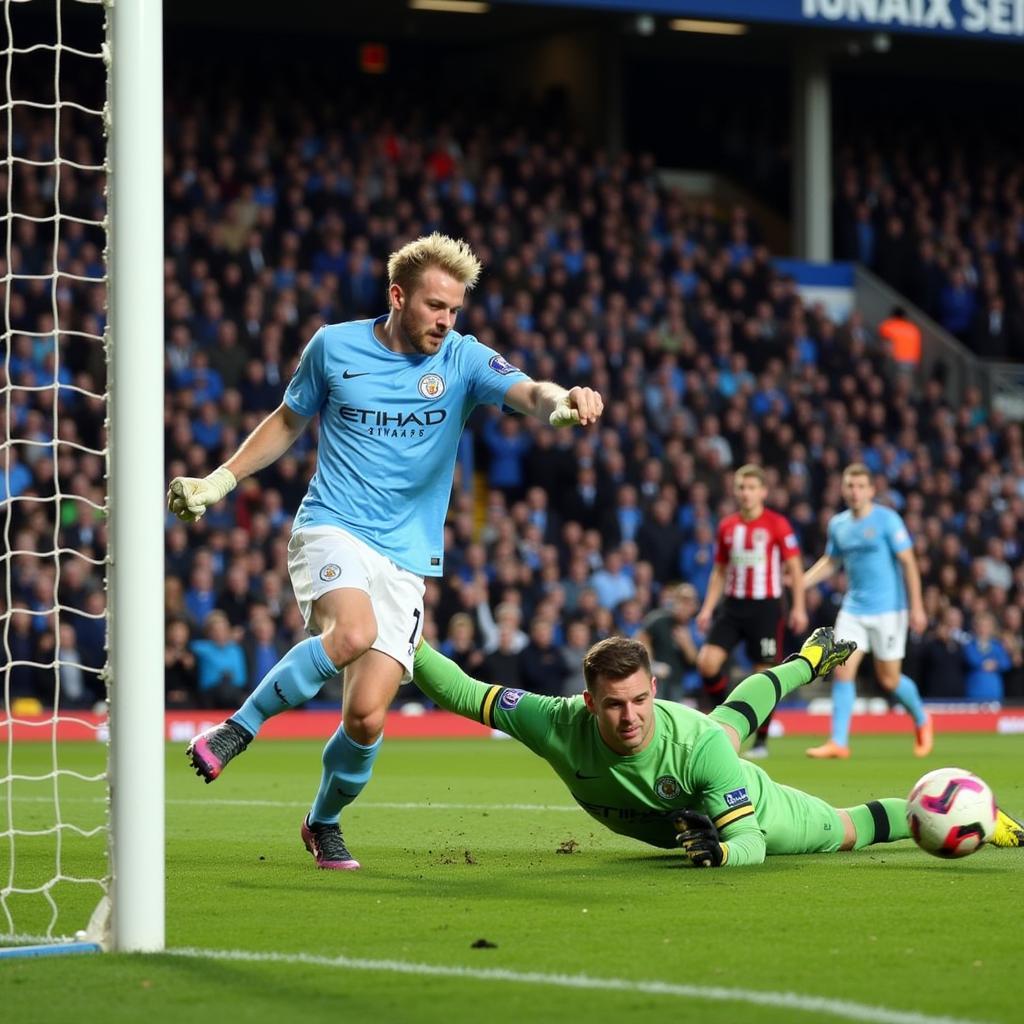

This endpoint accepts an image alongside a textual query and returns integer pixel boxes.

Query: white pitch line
[4,794,580,813]
[165,946,990,1024]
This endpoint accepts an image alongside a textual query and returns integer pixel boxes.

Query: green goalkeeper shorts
[757,779,845,856]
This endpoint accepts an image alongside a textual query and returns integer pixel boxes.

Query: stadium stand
[3,65,1022,713]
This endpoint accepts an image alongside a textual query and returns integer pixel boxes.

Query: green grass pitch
[2,732,1021,1024]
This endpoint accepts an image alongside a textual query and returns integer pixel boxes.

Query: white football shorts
[834,608,908,662]
[287,526,425,682]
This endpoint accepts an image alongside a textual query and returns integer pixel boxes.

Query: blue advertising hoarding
[494,1,1024,42]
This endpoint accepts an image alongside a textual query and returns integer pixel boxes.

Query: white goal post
[107,0,164,954]
[1,0,164,955]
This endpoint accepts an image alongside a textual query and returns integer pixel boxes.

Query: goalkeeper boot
[186,719,253,783]
[991,808,1024,848]
[785,627,857,679]
[301,814,360,870]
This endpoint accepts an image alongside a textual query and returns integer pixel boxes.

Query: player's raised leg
[711,627,856,752]
[303,648,404,870]
[187,557,376,782]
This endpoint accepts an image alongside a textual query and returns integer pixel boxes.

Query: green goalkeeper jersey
[414,642,784,867]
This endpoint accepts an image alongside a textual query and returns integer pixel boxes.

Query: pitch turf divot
[165,947,991,1024]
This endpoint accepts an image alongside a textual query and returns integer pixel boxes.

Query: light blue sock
[831,679,856,747]
[231,636,338,736]
[892,673,927,727]
[309,727,382,825]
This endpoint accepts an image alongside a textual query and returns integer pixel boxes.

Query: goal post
[107,0,164,953]
[0,0,164,956]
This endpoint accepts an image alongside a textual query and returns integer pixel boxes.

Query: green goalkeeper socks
[845,799,911,849]
[708,659,812,744]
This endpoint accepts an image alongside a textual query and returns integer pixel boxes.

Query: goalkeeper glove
[549,396,580,428]
[672,809,728,868]
[167,466,237,522]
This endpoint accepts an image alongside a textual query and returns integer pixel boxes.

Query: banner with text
[495,0,1024,42]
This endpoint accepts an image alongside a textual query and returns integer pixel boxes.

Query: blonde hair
[734,463,766,485]
[387,233,482,301]
[842,462,872,481]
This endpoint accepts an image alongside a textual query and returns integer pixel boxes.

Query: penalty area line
[165,947,989,1024]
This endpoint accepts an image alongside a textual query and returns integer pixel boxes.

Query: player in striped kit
[695,464,807,758]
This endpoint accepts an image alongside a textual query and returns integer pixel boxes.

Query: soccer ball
[906,767,997,859]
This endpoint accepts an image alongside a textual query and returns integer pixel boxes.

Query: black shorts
[706,597,785,665]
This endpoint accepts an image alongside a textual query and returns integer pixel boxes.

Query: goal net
[1,0,164,954]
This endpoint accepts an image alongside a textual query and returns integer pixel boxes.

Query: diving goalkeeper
[412,628,1024,865]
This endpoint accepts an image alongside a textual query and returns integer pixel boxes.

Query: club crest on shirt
[418,373,446,400]
[498,688,526,711]
[655,775,681,801]
[319,563,342,582]
[488,354,519,376]
[752,528,769,547]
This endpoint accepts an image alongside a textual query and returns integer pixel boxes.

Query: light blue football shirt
[825,504,912,615]
[284,316,530,576]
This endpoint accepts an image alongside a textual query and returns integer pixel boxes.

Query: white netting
[1,0,109,944]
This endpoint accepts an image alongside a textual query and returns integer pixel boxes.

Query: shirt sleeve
[283,326,328,416]
[885,510,912,555]
[824,516,841,561]
[458,337,532,410]
[684,726,767,867]
[713,520,730,566]
[777,515,801,559]
[413,641,558,753]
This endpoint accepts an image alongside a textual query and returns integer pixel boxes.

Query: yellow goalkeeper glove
[166,466,237,522]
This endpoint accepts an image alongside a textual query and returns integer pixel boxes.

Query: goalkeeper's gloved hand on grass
[166,466,236,522]
[672,809,727,868]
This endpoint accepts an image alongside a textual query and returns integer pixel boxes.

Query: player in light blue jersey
[802,463,931,760]
[167,233,603,869]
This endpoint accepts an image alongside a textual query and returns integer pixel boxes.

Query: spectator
[962,612,1011,703]
[190,610,249,709]
[917,606,966,700]
[439,612,485,676]
[244,611,285,696]
[518,616,568,696]
[165,617,199,708]
[637,582,702,701]
[480,621,524,690]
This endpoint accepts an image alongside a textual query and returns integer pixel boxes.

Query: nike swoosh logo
[336,786,360,799]
[343,369,369,379]
[574,770,599,780]
[273,682,290,706]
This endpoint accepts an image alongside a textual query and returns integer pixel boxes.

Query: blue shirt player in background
[801,463,932,760]
[167,233,604,870]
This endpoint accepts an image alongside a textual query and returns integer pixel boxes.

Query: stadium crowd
[3,78,1024,714]
[834,142,1024,361]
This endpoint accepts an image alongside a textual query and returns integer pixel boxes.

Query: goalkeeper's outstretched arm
[412,641,498,721]
[167,403,310,522]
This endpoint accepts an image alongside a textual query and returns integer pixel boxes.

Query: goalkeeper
[413,628,1024,866]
